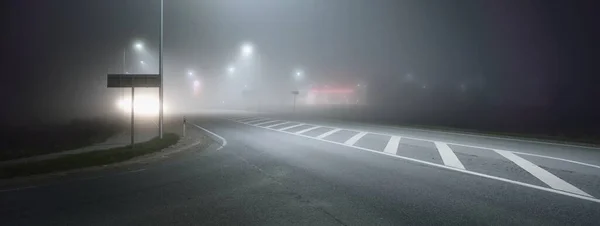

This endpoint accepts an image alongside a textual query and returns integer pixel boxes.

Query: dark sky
[2,0,599,125]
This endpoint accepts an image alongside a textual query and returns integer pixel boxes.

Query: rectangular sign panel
[107,74,161,88]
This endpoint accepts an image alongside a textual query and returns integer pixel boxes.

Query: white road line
[510,151,600,170]
[266,122,290,128]
[317,128,341,139]
[384,136,401,155]
[246,119,271,124]
[279,124,305,131]
[255,120,279,126]
[345,132,367,146]
[234,120,600,204]
[265,119,600,170]
[235,117,256,121]
[190,123,228,151]
[434,142,465,170]
[296,126,322,134]
[239,117,262,123]
[494,149,591,197]
[404,127,600,150]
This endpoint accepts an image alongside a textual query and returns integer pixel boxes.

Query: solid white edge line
[255,120,279,126]
[434,142,466,170]
[317,128,342,139]
[510,151,600,170]
[266,122,290,128]
[384,136,401,155]
[229,119,600,204]
[189,123,227,151]
[344,132,367,146]
[296,126,322,134]
[494,149,591,197]
[402,127,600,150]
[264,118,600,170]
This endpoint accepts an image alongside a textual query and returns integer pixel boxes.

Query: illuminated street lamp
[134,41,144,51]
[227,66,236,74]
[294,69,303,81]
[241,43,254,58]
[140,60,145,65]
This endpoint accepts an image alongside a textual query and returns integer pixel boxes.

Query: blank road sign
[107,74,161,88]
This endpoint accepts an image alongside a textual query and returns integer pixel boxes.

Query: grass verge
[0,133,179,179]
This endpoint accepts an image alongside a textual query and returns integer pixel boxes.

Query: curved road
[1,113,600,225]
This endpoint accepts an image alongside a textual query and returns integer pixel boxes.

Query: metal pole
[123,49,126,118]
[293,94,297,112]
[158,0,164,139]
[131,86,135,149]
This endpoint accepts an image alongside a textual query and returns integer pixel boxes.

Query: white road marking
[403,127,600,150]
[233,120,600,204]
[494,149,591,197]
[239,117,262,123]
[317,128,341,139]
[190,123,228,150]
[246,119,271,124]
[262,119,600,170]
[266,122,290,128]
[510,151,600,170]
[434,142,465,170]
[255,120,279,126]
[296,126,322,134]
[279,123,305,131]
[345,132,367,146]
[384,136,401,155]
[235,116,257,121]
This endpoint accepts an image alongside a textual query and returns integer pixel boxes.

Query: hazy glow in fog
[116,95,167,116]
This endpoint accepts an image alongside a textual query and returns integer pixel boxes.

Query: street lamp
[140,60,145,65]
[241,43,254,58]
[187,70,194,78]
[134,41,144,51]
[227,66,236,74]
[294,69,303,80]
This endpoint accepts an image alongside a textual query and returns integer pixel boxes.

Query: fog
[3,0,599,136]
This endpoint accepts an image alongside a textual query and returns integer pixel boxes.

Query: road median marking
[259,118,600,170]
[344,132,367,146]
[434,142,465,170]
[296,126,322,134]
[494,149,591,197]
[317,128,341,139]
[384,136,401,155]
[279,123,305,131]
[266,122,290,128]
[255,120,279,126]
[227,118,600,204]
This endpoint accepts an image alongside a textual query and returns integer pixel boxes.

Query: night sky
[2,0,599,126]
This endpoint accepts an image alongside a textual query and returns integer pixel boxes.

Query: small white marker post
[182,116,186,137]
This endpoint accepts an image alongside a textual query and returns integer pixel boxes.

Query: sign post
[107,73,161,148]
[291,90,299,112]
[159,0,164,139]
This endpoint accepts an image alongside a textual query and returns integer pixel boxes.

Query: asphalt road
[1,113,600,225]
